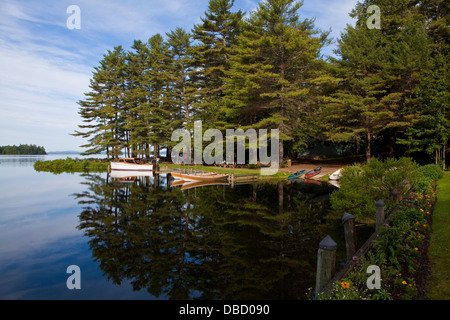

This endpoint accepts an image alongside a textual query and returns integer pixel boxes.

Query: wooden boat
[110,170,153,178]
[329,169,342,181]
[180,180,230,190]
[170,180,186,188]
[170,172,229,182]
[288,170,305,180]
[110,158,154,171]
[305,167,322,179]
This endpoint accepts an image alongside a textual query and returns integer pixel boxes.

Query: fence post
[342,213,357,261]
[375,200,385,232]
[315,235,337,297]
[390,190,398,203]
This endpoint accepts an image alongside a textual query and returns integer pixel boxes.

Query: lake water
[0,155,348,300]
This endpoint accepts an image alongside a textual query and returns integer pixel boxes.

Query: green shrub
[416,164,444,181]
[330,158,418,219]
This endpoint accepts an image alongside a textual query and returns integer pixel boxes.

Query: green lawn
[428,172,450,300]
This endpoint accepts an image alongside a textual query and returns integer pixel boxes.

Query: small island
[0,144,47,155]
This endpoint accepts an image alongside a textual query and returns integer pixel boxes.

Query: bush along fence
[313,160,443,300]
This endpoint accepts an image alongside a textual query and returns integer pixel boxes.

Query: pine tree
[397,0,450,167]
[166,28,198,129]
[325,25,391,162]
[124,40,152,158]
[191,0,244,128]
[348,0,432,158]
[224,0,329,162]
[146,34,177,159]
[73,46,127,159]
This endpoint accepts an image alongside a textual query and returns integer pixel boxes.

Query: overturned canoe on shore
[288,170,306,180]
[305,167,322,179]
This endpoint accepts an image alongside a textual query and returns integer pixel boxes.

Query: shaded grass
[428,172,450,300]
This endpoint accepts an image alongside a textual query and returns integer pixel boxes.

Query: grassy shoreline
[427,172,450,299]
[34,157,109,174]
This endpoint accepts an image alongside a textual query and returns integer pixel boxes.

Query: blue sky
[0,0,357,152]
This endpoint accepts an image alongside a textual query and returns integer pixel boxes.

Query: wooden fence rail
[314,192,403,298]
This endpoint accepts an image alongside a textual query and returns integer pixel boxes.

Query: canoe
[180,180,230,190]
[170,172,229,182]
[110,158,154,171]
[305,167,322,179]
[288,170,306,180]
[329,169,342,181]
[170,180,186,187]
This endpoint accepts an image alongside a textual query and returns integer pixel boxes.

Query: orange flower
[402,281,407,285]
[414,248,419,251]
[341,282,350,289]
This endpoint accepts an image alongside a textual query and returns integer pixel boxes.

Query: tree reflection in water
[73,173,339,300]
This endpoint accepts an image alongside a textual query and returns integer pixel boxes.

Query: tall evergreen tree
[74,46,127,159]
[224,0,329,162]
[124,40,152,158]
[325,25,391,162]
[349,0,432,158]
[192,0,244,128]
[166,28,198,129]
[397,0,450,166]
[325,0,437,162]
[146,34,177,159]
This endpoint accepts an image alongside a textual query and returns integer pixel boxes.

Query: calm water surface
[0,155,345,300]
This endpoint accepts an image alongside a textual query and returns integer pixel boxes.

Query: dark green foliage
[330,158,421,218]
[223,0,330,160]
[0,144,47,155]
[72,0,449,168]
[33,157,108,174]
[326,0,448,164]
[191,0,244,128]
[417,164,445,180]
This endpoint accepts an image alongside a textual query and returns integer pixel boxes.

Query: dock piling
[342,213,357,261]
[375,200,385,232]
[315,235,337,297]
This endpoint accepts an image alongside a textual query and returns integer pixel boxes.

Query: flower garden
[317,160,444,300]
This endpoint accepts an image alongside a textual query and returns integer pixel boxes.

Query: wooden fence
[314,190,403,298]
